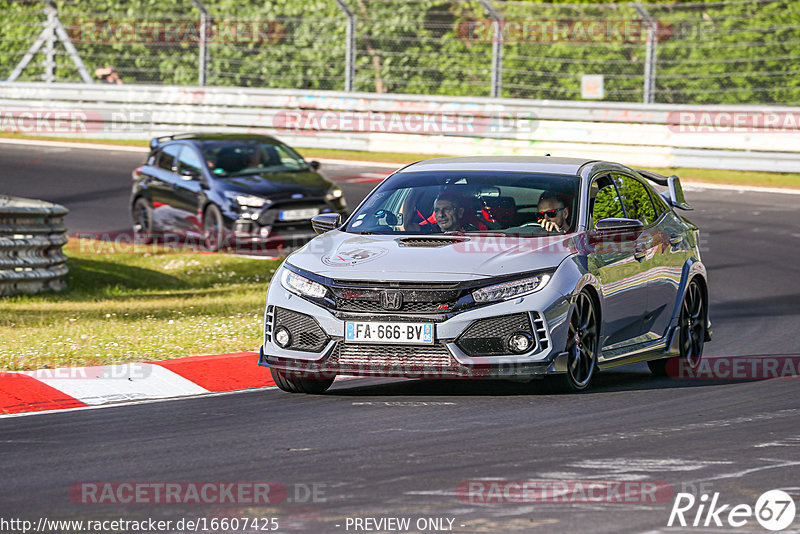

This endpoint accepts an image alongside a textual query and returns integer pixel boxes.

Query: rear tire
[271,368,334,394]
[649,278,706,377]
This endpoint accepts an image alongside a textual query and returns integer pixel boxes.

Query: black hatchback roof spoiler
[149,133,198,150]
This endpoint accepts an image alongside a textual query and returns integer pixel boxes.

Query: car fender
[662,257,711,351]
[544,255,599,353]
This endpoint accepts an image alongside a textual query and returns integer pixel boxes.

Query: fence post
[43,2,56,82]
[334,0,356,91]
[189,0,209,86]
[478,0,503,98]
[7,0,93,83]
[632,3,657,104]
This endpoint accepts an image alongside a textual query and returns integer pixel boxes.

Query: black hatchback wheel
[649,279,706,377]
[203,205,224,251]
[552,291,599,392]
[132,197,154,244]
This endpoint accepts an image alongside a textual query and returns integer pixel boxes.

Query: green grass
[2,132,799,189]
[0,238,280,371]
[0,131,150,148]
[646,167,800,189]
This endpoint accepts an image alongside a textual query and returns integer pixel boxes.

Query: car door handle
[669,234,683,246]
[633,248,647,261]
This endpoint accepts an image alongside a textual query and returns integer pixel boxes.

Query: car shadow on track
[324,364,757,397]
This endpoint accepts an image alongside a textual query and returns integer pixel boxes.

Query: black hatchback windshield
[201,140,309,177]
[346,171,581,236]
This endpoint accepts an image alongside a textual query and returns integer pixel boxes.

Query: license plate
[279,208,319,221]
[345,321,434,345]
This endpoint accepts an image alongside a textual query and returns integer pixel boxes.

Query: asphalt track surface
[1,142,800,533]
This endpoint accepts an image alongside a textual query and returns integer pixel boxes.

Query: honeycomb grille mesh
[273,307,328,352]
[331,342,456,370]
[334,297,454,314]
[456,312,536,357]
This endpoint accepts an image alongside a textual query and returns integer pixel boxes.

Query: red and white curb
[0,352,275,416]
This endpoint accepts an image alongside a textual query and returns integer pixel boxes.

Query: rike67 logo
[669,489,796,531]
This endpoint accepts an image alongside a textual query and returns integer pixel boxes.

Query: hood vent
[397,237,469,248]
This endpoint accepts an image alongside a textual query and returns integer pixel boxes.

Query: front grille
[257,202,327,226]
[456,312,536,356]
[333,296,456,314]
[330,283,462,314]
[330,342,457,370]
[273,307,328,352]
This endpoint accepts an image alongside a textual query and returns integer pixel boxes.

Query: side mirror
[180,168,200,181]
[595,218,644,233]
[308,160,321,171]
[311,213,341,235]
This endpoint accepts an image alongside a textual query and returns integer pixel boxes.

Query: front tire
[271,368,335,394]
[649,279,706,377]
[550,291,599,392]
[132,197,154,244]
[203,204,225,251]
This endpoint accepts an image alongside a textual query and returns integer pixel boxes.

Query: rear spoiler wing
[635,169,693,211]
[149,133,198,150]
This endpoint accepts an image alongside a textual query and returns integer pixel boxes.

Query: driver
[432,191,476,233]
[537,191,570,233]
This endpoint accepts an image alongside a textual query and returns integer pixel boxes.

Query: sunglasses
[535,207,565,220]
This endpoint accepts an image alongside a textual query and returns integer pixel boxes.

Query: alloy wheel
[563,291,599,391]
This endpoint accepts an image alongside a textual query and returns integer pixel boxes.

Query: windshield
[201,140,309,177]
[345,171,581,236]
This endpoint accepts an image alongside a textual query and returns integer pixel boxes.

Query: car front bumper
[259,278,575,380]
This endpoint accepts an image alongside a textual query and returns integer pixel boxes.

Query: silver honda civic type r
[259,156,712,393]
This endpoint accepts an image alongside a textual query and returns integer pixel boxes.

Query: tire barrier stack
[0,196,69,296]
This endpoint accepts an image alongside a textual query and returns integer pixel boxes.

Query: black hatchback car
[130,133,347,250]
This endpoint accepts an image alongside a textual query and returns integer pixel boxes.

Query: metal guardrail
[0,196,69,296]
[1,82,800,172]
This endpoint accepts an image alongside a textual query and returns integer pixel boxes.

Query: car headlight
[472,274,552,303]
[325,186,343,201]
[280,268,327,299]
[226,192,269,208]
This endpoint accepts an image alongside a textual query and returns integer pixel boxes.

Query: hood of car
[220,170,329,197]
[286,231,577,281]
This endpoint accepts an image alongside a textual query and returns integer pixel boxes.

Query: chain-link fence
[2,0,799,105]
